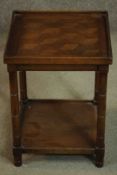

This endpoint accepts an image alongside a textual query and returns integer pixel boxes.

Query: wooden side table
[4,11,112,167]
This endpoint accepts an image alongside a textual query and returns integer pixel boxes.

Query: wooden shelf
[21,100,97,154]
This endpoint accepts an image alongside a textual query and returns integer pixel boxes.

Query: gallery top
[4,11,112,65]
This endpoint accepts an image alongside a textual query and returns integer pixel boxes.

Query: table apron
[7,64,109,72]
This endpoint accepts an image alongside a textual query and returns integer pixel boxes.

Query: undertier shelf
[21,100,97,154]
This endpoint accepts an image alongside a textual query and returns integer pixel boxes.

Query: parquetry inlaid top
[4,11,112,65]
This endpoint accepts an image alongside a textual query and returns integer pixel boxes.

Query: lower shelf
[21,100,97,154]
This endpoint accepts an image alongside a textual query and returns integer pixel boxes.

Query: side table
[4,11,112,167]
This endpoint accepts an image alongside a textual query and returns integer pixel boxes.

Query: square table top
[4,11,112,65]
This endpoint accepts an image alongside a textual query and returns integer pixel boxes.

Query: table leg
[95,69,108,167]
[94,71,100,104]
[19,71,27,103]
[9,71,22,166]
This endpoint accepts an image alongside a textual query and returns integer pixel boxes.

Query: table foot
[14,159,22,167]
[95,161,103,168]
[95,148,104,168]
[13,148,22,167]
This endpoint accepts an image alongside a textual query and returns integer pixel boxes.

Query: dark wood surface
[4,11,112,65]
[21,100,97,154]
[4,11,112,167]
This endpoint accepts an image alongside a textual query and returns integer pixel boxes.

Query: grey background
[0,0,117,33]
[0,1,117,174]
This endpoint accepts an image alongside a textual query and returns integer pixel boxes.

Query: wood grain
[4,11,112,65]
[21,100,97,154]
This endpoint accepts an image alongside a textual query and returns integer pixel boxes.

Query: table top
[4,11,112,65]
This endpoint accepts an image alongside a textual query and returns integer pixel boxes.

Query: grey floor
[0,31,117,174]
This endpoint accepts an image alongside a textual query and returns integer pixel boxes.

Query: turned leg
[9,71,22,166]
[95,68,108,167]
[19,71,27,103]
[94,71,100,104]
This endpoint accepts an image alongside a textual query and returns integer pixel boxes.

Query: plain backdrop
[0,1,117,175]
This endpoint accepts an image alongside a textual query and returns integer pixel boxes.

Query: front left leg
[9,71,22,166]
